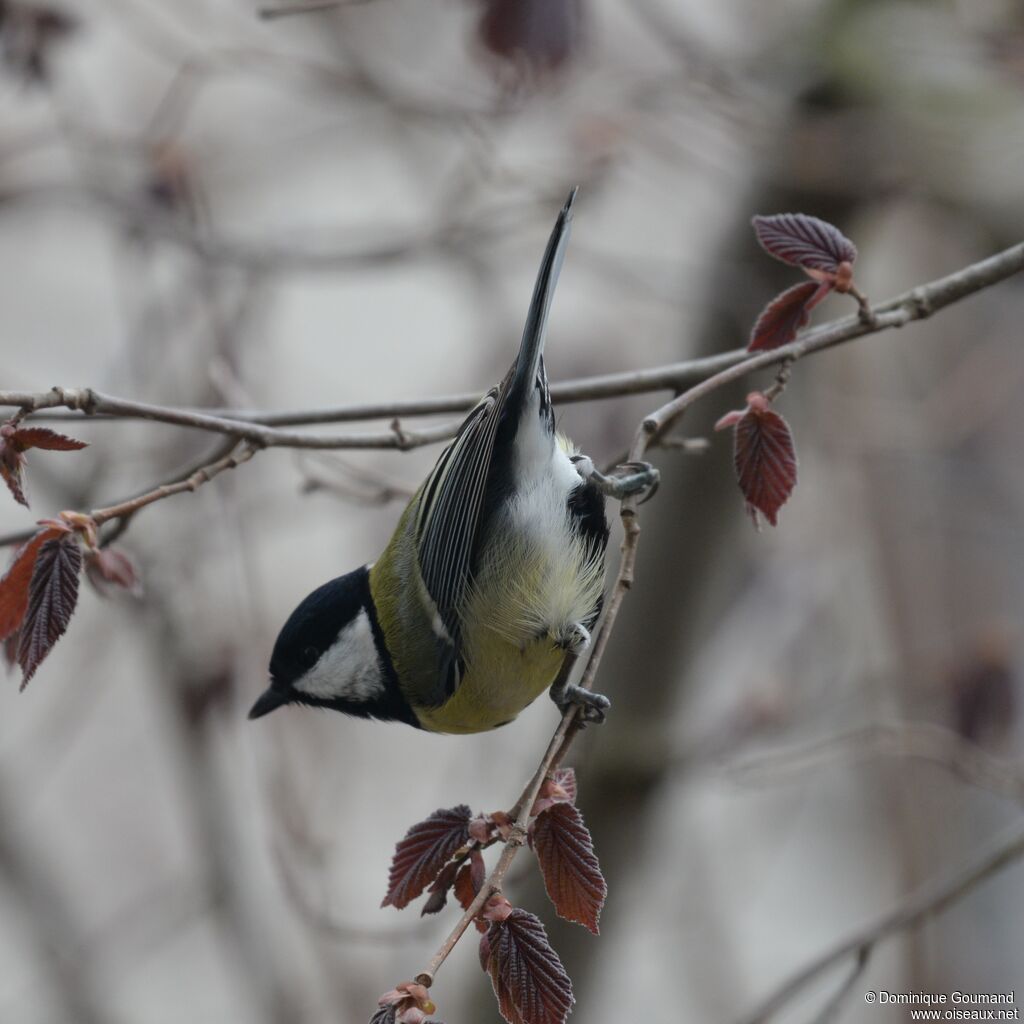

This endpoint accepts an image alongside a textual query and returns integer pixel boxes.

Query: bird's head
[249,566,409,723]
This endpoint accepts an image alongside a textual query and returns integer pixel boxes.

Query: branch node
[763,358,795,402]
[390,418,412,450]
[908,286,934,319]
[507,823,529,847]
[414,972,433,990]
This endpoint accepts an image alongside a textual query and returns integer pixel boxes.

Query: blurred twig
[737,818,1024,1024]
[720,721,1024,804]
[0,787,110,1024]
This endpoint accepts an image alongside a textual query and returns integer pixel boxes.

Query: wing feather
[415,382,507,650]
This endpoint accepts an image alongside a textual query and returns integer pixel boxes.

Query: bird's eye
[302,645,319,667]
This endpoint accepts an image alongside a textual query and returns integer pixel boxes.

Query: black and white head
[248,567,413,725]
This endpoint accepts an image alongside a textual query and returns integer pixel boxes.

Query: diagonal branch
[736,818,1024,1024]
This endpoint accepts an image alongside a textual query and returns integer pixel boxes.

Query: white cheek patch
[295,609,385,703]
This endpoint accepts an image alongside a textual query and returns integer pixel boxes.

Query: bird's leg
[549,625,611,724]
[571,455,660,503]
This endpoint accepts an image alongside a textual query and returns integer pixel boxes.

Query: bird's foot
[549,679,611,725]
[572,456,660,503]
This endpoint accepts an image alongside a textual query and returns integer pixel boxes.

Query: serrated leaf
[531,802,606,934]
[0,424,88,508]
[0,528,64,642]
[455,849,489,931]
[454,862,476,911]
[382,805,472,910]
[369,1007,397,1024]
[484,909,574,1024]
[0,447,27,506]
[752,213,856,274]
[749,280,830,353]
[454,849,485,908]
[733,395,798,528]
[17,534,82,688]
[9,428,88,453]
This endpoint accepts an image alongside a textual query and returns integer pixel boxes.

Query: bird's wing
[413,381,508,698]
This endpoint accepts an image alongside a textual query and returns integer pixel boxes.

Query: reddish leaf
[732,393,798,528]
[748,280,831,352]
[453,863,476,911]
[374,982,437,1024]
[7,427,88,453]
[85,546,142,597]
[531,766,579,817]
[382,805,472,910]
[0,423,87,508]
[531,802,606,934]
[752,213,856,274]
[0,446,27,506]
[483,908,574,1024]
[454,848,486,910]
[17,533,82,688]
[0,527,64,641]
[479,0,583,73]
[714,409,745,432]
[550,768,576,804]
[455,849,489,931]
[0,1,76,83]
[421,861,458,916]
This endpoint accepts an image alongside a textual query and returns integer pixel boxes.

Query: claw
[574,458,660,502]
[549,681,611,725]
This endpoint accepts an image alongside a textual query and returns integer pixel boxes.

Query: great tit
[249,189,654,733]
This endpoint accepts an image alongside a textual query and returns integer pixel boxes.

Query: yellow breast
[413,632,565,734]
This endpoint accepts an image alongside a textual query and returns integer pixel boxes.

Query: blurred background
[1,0,1023,1021]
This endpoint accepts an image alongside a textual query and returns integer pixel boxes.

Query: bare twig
[0,787,110,1024]
[0,387,462,451]
[809,945,871,1024]
[720,721,1024,805]
[259,0,353,17]
[90,442,257,525]
[737,818,1024,1024]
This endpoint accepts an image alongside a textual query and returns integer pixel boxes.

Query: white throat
[295,608,385,703]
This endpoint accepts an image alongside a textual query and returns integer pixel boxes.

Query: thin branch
[720,721,1024,805]
[640,240,1024,446]
[808,945,871,1024]
[4,240,1019,437]
[259,0,355,17]
[0,387,462,451]
[736,818,1024,1024]
[0,436,240,550]
[90,442,257,525]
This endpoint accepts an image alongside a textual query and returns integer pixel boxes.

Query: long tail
[505,187,577,410]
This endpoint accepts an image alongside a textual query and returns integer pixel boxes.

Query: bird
[248,189,657,734]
